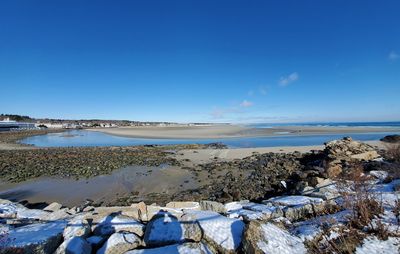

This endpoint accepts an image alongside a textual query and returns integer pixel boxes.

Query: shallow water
[0,165,195,207]
[20,130,400,148]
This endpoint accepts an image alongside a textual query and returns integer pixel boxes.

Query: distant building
[0,118,36,131]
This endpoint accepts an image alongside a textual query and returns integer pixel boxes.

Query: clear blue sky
[1,0,399,123]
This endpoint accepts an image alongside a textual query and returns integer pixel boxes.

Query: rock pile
[1,172,399,254]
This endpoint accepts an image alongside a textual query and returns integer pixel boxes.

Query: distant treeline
[0,114,34,122]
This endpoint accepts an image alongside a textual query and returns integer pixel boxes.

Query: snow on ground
[356,236,400,254]
[256,223,306,254]
[292,210,351,241]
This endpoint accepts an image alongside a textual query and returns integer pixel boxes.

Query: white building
[0,118,36,131]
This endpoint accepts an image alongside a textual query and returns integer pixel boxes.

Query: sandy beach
[89,125,400,139]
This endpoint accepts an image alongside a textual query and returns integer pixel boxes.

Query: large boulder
[55,236,92,254]
[97,232,141,254]
[63,215,91,240]
[17,209,50,220]
[243,221,306,254]
[0,220,67,254]
[93,214,145,237]
[44,202,63,212]
[183,210,244,253]
[199,201,226,213]
[166,201,200,211]
[265,195,325,221]
[324,137,380,162]
[144,212,202,247]
[125,242,216,254]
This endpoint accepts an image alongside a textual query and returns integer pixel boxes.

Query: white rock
[125,242,215,254]
[1,220,67,253]
[93,214,145,237]
[55,236,92,254]
[369,170,389,182]
[97,232,141,254]
[199,201,227,213]
[44,202,63,212]
[184,210,244,253]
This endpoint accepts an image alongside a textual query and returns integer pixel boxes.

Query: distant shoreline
[88,125,400,139]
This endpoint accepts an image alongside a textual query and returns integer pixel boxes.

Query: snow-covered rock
[86,235,105,249]
[243,221,306,254]
[63,215,91,240]
[97,232,142,254]
[369,171,389,182]
[55,236,92,254]
[266,195,324,207]
[17,208,50,220]
[47,208,73,221]
[0,202,26,218]
[144,212,202,246]
[184,210,244,253]
[0,220,67,254]
[93,214,145,237]
[125,242,216,254]
[356,236,400,254]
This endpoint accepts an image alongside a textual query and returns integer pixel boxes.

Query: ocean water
[249,121,400,128]
[20,129,400,148]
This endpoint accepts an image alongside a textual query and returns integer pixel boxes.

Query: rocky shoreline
[1,138,400,253]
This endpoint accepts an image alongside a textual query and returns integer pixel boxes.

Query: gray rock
[55,236,92,254]
[86,235,106,249]
[97,232,141,254]
[0,220,67,254]
[17,209,50,220]
[166,201,200,210]
[199,201,226,213]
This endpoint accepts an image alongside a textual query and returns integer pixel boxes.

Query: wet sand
[0,165,196,207]
[89,125,400,139]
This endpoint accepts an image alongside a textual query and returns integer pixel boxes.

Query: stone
[183,210,244,253]
[125,242,216,254]
[0,203,26,218]
[0,220,67,254]
[199,201,226,213]
[83,206,95,212]
[55,236,92,254]
[86,236,106,249]
[63,215,91,240]
[326,164,342,178]
[243,221,306,254]
[166,201,200,210]
[369,170,389,182]
[145,206,183,221]
[17,208,50,220]
[265,195,325,221]
[93,214,145,237]
[44,202,63,212]
[48,208,73,221]
[143,212,202,247]
[97,232,141,254]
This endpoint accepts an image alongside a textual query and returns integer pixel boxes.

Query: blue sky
[1,0,399,123]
